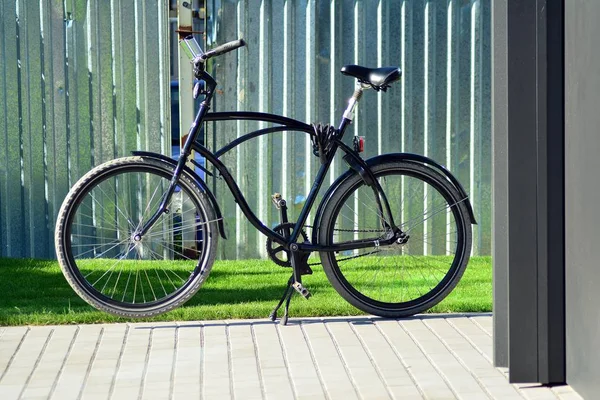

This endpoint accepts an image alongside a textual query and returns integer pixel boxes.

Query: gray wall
[491,0,508,369]
[0,0,170,258]
[207,0,492,260]
[565,1,600,398]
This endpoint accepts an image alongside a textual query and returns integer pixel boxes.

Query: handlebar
[179,35,246,93]
[202,39,246,60]
[179,35,245,61]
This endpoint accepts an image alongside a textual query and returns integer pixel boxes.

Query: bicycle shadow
[133,312,492,330]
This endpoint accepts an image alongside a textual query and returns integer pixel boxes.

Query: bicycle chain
[303,225,386,234]
[270,225,388,266]
[302,225,387,266]
[307,249,382,266]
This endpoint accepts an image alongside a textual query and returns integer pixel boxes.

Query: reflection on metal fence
[0,0,170,258]
[206,0,491,259]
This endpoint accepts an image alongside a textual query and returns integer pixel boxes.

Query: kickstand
[269,274,294,324]
[281,287,294,325]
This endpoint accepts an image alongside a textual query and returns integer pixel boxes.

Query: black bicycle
[55,36,476,324]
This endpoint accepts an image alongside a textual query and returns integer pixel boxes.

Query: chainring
[266,222,309,267]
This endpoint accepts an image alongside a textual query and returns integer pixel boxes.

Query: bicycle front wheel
[318,161,472,317]
[55,157,218,318]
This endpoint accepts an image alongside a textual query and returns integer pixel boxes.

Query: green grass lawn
[0,257,491,326]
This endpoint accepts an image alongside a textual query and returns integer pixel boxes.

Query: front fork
[137,114,205,237]
[138,73,217,238]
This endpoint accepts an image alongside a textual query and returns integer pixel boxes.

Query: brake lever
[193,82,203,99]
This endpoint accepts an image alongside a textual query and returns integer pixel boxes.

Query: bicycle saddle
[341,65,402,91]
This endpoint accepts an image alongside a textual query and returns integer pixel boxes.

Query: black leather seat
[341,65,402,91]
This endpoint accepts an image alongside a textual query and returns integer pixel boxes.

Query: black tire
[318,161,472,318]
[55,156,218,318]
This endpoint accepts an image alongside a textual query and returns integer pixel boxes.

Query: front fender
[312,152,476,244]
[131,151,227,239]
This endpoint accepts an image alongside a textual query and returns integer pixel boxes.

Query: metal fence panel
[205,0,491,259]
[0,0,170,258]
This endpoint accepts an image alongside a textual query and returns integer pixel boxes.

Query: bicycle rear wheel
[318,161,472,317]
[55,157,218,318]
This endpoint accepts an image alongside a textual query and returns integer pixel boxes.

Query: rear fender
[131,151,227,239]
[312,152,476,244]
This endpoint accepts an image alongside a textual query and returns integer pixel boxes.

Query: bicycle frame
[139,70,400,254]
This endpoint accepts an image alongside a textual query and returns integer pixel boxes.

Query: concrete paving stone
[288,376,326,392]
[0,316,586,400]
[24,377,56,388]
[110,386,141,399]
[202,378,232,392]
[86,366,117,378]
[109,378,140,389]
[469,315,493,335]
[143,381,172,393]
[478,375,522,388]
[411,380,456,399]
[20,385,53,397]
[296,394,326,400]
[0,327,28,342]
[555,393,584,400]
[325,322,389,395]
[515,385,561,398]
[203,387,231,398]
[172,387,200,399]
[517,386,561,400]
[0,385,22,399]
[203,394,231,400]
[276,327,321,390]
[80,394,110,400]
[386,384,423,398]
[50,387,84,400]
[550,385,576,394]
[263,389,295,400]
[321,386,360,400]
[82,375,113,388]
[551,385,584,400]
[80,380,114,392]
[412,388,457,400]
[257,358,287,369]
[447,319,494,362]
[457,393,491,400]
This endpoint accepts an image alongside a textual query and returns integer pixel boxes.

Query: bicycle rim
[63,165,212,311]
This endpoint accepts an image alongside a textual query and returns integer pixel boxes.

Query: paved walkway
[0,313,582,400]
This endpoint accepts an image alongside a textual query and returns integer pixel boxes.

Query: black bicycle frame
[141,70,399,253]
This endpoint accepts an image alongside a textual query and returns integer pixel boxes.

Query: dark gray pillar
[564,2,600,398]
[494,0,565,384]
[491,0,509,369]
[506,0,539,381]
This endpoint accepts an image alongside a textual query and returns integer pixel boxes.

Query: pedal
[292,282,311,299]
[271,193,285,209]
[272,193,289,225]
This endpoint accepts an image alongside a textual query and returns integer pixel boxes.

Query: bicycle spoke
[92,186,135,231]
[137,180,167,232]
[144,269,158,301]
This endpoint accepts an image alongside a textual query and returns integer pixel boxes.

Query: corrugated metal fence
[0,0,170,258]
[206,0,491,259]
[0,0,490,261]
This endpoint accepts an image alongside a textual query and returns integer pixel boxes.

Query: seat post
[342,81,367,121]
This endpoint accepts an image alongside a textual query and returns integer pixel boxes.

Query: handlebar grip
[203,39,246,59]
